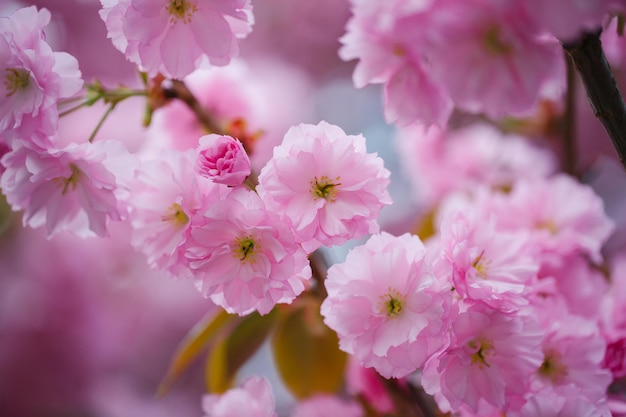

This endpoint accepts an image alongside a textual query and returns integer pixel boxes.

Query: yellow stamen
[4,68,30,97]
[161,203,189,227]
[310,176,341,202]
[166,0,198,24]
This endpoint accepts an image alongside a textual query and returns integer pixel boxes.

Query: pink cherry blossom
[321,232,455,378]
[0,139,134,238]
[526,0,613,42]
[128,149,227,279]
[202,376,277,417]
[195,134,251,186]
[511,386,611,417]
[497,174,615,264]
[291,395,363,417]
[422,303,543,413]
[339,1,453,126]
[0,6,82,138]
[437,210,538,310]
[395,122,557,209]
[257,121,391,253]
[99,0,254,79]
[184,187,311,315]
[345,357,394,414]
[530,316,611,404]
[423,0,563,119]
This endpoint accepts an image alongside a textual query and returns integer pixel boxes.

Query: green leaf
[157,309,234,397]
[206,309,277,393]
[271,300,347,398]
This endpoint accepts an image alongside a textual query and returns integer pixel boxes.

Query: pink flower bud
[195,134,251,187]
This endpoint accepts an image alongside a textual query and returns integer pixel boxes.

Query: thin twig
[87,104,115,143]
[162,79,225,135]
[562,30,626,170]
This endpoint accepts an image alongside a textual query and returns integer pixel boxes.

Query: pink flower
[395,123,556,209]
[498,174,615,264]
[321,232,455,378]
[531,316,611,404]
[185,188,311,315]
[437,209,539,310]
[202,376,277,417]
[422,303,543,413]
[423,0,563,118]
[128,149,227,279]
[511,387,611,417]
[345,357,394,414]
[1,139,135,238]
[339,1,453,126]
[605,338,626,380]
[291,395,363,417]
[526,0,613,42]
[99,0,254,79]
[0,6,82,138]
[257,121,391,252]
[195,134,251,186]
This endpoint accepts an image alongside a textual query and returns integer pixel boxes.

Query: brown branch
[562,30,626,170]
[162,79,226,136]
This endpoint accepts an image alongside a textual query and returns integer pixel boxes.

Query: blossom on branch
[99,0,254,79]
[321,232,455,378]
[0,6,82,139]
[185,188,311,315]
[257,121,391,253]
[1,139,134,238]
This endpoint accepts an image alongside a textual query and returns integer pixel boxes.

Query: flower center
[471,249,490,279]
[310,176,341,202]
[161,203,189,227]
[468,338,494,368]
[538,349,568,384]
[233,235,259,264]
[4,68,30,97]
[536,219,558,235]
[166,0,198,24]
[483,25,512,56]
[379,288,405,318]
[56,163,82,195]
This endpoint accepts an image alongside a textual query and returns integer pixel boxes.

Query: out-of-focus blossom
[185,187,311,315]
[147,61,314,170]
[99,0,254,78]
[291,394,363,417]
[345,357,394,414]
[423,0,563,119]
[195,134,250,186]
[257,121,391,252]
[510,386,611,417]
[321,232,455,378]
[394,123,556,209]
[339,1,453,126]
[531,316,611,404]
[1,139,135,238]
[497,174,615,264]
[0,6,82,138]
[202,376,276,417]
[526,0,612,42]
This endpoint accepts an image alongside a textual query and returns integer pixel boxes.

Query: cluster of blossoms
[320,119,619,415]
[3,1,626,417]
[340,0,626,126]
